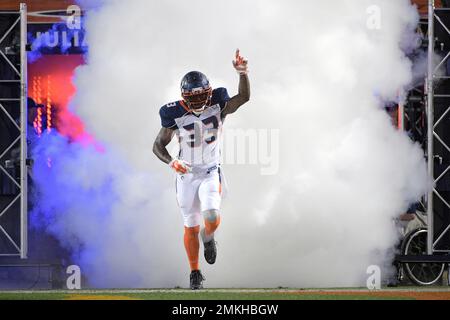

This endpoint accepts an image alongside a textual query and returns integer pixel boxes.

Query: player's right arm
[153,127,174,165]
[153,127,191,174]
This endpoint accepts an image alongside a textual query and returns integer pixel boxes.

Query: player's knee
[184,225,200,237]
[202,209,219,222]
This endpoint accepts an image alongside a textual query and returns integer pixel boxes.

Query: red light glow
[29,55,89,141]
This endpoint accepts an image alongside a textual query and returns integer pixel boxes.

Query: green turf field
[0,288,449,300]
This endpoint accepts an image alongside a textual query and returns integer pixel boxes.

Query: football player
[153,50,250,290]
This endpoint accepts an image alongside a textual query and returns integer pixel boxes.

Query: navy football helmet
[180,71,212,114]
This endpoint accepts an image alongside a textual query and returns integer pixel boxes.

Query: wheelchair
[396,211,448,286]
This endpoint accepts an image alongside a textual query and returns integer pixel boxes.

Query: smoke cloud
[31,0,429,288]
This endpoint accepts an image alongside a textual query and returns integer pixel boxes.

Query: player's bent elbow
[236,94,250,106]
[241,90,250,103]
[241,94,250,105]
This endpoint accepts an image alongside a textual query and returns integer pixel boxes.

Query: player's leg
[176,175,205,289]
[198,170,222,264]
[202,209,221,243]
[201,209,220,265]
[183,222,205,290]
[183,225,200,271]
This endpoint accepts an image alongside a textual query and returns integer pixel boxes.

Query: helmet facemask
[182,87,212,115]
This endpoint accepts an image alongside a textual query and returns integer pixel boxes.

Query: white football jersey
[175,104,223,167]
[159,87,230,168]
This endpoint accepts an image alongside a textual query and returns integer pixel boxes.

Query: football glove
[169,159,191,174]
[232,49,248,75]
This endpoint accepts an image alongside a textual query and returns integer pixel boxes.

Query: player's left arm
[222,49,250,116]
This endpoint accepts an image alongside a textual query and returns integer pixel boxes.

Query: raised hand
[232,49,248,75]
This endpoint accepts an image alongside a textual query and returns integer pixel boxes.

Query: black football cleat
[190,270,205,290]
[204,240,217,265]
